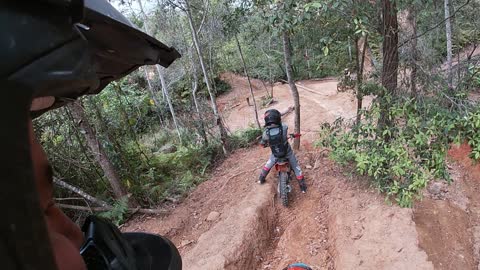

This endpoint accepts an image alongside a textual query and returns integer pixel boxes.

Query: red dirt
[412,143,480,270]
[123,75,480,270]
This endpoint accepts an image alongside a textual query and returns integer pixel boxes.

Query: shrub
[228,126,263,149]
[319,95,480,207]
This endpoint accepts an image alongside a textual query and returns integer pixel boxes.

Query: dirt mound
[123,147,278,269]
[412,143,480,270]
[184,182,275,269]
[329,178,433,270]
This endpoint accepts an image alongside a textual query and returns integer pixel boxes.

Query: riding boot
[297,176,307,193]
[258,167,270,184]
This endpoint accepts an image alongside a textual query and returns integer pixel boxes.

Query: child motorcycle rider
[258,109,307,193]
[2,0,181,269]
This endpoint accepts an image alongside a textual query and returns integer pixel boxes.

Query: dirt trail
[124,74,480,269]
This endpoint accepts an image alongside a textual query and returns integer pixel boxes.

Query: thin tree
[235,34,261,129]
[137,0,182,143]
[67,100,136,206]
[355,34,368,125]
[444,0,453,89]
[407,6,418,98]
[184,0,228,154]
[190,48,209,145]
[282,31,301,150]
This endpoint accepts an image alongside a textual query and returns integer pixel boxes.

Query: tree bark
[282,31,301,150]
[444,0,453,89]
[185,0,228,155]
[379,0,399,133]
[356,35,368,125]
[67,101,134,205]
[156,65,183,143]
[235,34,261,129]
[190,48,209,145]
[407,6,418,98]
[381,0,399,94]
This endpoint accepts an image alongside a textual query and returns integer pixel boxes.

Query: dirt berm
[182,182,276,269]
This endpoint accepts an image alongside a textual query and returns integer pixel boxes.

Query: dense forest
[35,0,480,222]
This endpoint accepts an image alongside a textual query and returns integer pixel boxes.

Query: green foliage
[36,75,221,208]
[121,128,218,204]
[467,64,480,89]
[319,94,480,207]
[98,197,129,226]
[228,126,263,149]
[457,109,480,160]
[213,77,232,96]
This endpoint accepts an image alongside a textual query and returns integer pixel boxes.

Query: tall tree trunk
[407,6,418,98]
[178,19,208,146]
[185,0,228,155]
[137,0,182,143]
[282,31,301,150]
[235,34,261,129]
[444,0,453,89]
[67,101,135,206]
[348,37,353,62]
[190,49,209,145]
[356,35,368,125]
[306,49,312,78]
[379,0,399,133]
[155,65,183,143]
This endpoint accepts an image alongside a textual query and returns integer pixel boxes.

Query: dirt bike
[336,68,356,94]
[274,156,293,207]
[267,133,300,207]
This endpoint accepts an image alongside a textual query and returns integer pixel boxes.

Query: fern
[98,197,129,225]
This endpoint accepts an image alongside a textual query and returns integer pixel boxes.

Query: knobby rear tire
[279,171,289,207]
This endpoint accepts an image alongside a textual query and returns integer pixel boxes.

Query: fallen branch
[264,98,275,107]
[164,197,179,204]
[280,106,294,116]
[467,44,478,61]
[54,177,109,207]
[280,79,326,96]
[56,203,169,215]
[55,197,87,202]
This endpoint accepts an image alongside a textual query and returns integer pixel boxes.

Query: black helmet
[2,0,181,116]
[264,109,281,126]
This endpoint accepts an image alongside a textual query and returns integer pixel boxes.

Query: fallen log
[280,106,294,116]
[54,177,109,207]
[56,203,169,215]
[279,79,326,96]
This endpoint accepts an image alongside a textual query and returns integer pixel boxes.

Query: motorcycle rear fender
[275,162,290,172]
